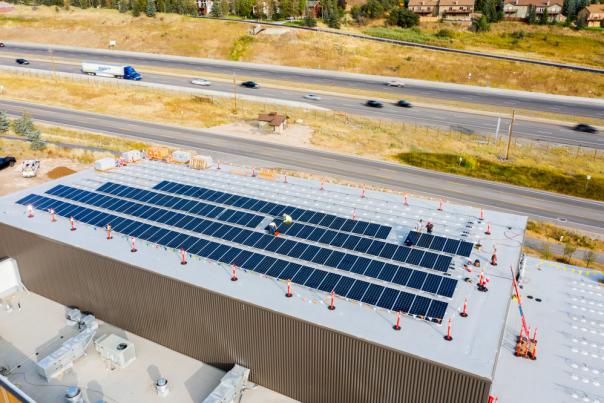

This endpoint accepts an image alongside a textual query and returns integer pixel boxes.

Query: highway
[3,42,604,120]
[1,98,602,233]
[2,56,604,149]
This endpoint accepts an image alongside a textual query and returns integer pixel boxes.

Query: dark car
[15,58,29,65]
[573,123,598,134]
[366,100,383,108]
[0,156,16,170]
[0,43,5,48]
[240,81,259,89]
[396,100,412,108]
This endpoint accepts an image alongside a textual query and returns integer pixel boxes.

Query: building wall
[0,224,491,403]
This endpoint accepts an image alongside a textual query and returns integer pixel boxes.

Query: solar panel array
[17,179,457,322]
[406,231,474,258]
[41,184,457,300]
[98,182,453,274]
[153,180,393,239]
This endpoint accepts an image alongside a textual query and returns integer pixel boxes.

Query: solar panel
[457,241,474,258]
[24,190,454,319]
[409,296,431,317]
[154,180,392,239]
[407,231,474,259]
[437,277,458,298]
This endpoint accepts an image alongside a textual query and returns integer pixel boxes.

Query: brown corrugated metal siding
[0,224,491,403]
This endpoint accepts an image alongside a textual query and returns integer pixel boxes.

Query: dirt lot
[0,158,86,196]
[207,121,313,148]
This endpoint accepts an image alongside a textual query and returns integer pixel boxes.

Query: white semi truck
[81,62,142,80]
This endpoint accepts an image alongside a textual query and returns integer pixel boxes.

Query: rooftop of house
[257,112,287,126]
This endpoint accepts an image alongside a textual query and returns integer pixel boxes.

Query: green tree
[210,0,223,15]
[0,111,9,134]
[583,249,595,268]
[387,7,419,27]
[303,15,317,26]
[471,15,490,31]
[28,130,46,150]
[119,0,129,12]
[235,0,254,17]
[361,0,384,18]
[145,0,156,15]
[576,12,587,27]
[527,4,537,23]
[482,0,497,21]
[539,6,548,24]
[563,241,577,262]
[131,0,141,15]
[13,113,36,137]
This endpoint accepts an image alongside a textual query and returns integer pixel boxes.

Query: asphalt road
[1,98,602,233]
[2,56,604,149]
[3,42,604,120]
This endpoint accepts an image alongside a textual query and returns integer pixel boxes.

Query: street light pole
[505,110,516,160]
[585,175,591,192]
[232,72,237,115]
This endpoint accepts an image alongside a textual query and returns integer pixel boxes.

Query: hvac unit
[94,334,136,368]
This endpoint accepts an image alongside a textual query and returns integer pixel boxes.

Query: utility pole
[505,110,516,160]
[232,72,237,114]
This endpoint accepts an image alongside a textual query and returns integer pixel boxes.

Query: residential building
[437,0,475,20]
[306,0,321,17]
[503,0,563,21]
[578,3,604,27]
[407,0,439,17]
[197,0,213,15]
[258,112,288,133]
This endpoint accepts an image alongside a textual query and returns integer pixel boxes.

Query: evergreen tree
[132,0,141,15]
[145,0,156,16]
[210,0,223,16]
[119,0,129,12]
[13,113,35,137]
[482,0,497,21]
[495,0,504,20]
[387,7,419,27]
[527,4,537,23]
[29,130,46,151]
[539,5,548,23]
[471,14,490,31]
[565,0,576,20]
[0,111,9,134]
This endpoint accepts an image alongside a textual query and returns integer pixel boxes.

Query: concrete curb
[0,65,329,111]
[6,41,604,109]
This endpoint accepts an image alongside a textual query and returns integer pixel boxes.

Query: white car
[303,94,322,101]
[191,78,211,86]
[385,80,405,87]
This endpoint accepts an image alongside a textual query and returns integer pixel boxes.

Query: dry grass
[1,71,603,198]
[0,6,603,97]
[523,245,604,272]
[363,21,604,69]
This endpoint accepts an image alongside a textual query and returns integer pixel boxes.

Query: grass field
[0,6,603,97]
[1,71,602,200]
[363,22,604,70]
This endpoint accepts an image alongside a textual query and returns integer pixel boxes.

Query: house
[0,1,15,13]
[503,0,563,22]
[578,4,604,27]
[407,0,439,17]
[258,112,288,134]
[197,0,213,15]
[306,0,321,18]
[437,0,475,20]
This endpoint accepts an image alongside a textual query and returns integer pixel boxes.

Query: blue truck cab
[124,66,142,81]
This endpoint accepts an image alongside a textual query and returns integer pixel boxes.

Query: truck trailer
[81,62,142,80]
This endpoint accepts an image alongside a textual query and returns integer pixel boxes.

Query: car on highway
[385,80,405,87]
[0,43,5,48]
[241,81,260,89]
[303,94,322,101]
[366,100,384,108]
[396,100,412,108]
[191,78,211,86]
[15,58,29,65]
[573,123,598,134]
[0,156,16,171]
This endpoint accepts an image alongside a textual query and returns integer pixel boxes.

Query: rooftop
[0,291,295,403]
[0,159,527,379]
[492,256,604,402]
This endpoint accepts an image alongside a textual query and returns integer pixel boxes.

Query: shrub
[436,28,454,38]
[13,113,36,137]
[303,15,317,26]
[0,111,9,133]
[387,7,419,28]
[471,15,490,32]
[145,0,156,16]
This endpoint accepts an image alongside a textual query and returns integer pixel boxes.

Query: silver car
[385,80,405,87]
[191,78,211,86]
[303,94,322,101]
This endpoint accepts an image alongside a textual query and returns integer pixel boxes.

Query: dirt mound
[47,166,76,179]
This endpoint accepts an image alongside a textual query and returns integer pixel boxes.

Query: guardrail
[200,16,604,74]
